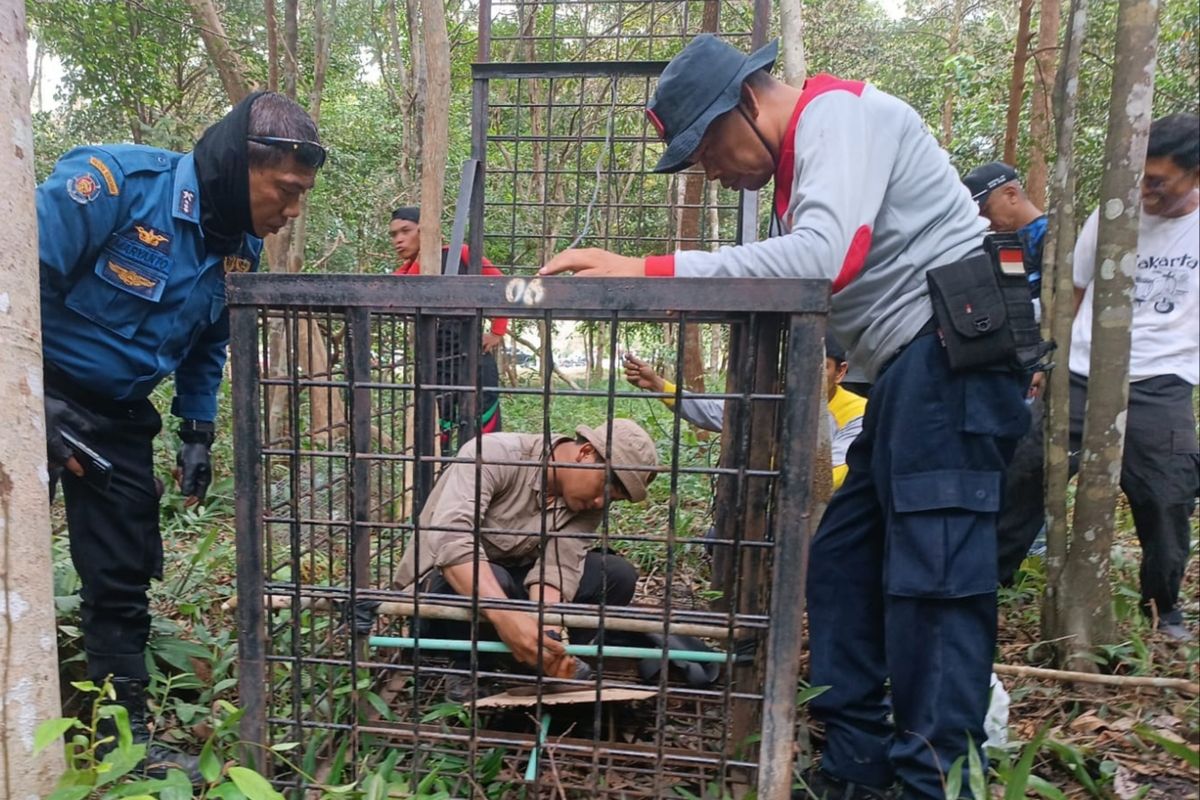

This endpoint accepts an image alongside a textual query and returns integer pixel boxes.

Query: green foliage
[31,3,1200,798]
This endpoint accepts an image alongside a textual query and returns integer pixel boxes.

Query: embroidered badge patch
[67,173,101,204]
[88,156,119,196]
[108,261,158,289]
[99,259,164,301]
[223,256,252,274]
[134,225,170,250]
[179,189,195,216]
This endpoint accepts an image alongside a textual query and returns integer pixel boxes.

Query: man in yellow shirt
[624,334,866,489]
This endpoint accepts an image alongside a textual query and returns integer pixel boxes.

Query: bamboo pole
[994,663,1198,695]
[222,593,745,640]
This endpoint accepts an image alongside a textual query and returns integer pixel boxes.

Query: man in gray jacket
[541,34,1030,800]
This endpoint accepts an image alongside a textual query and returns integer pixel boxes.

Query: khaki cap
[574,419,658,503]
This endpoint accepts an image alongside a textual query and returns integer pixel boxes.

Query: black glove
[44,394,97,468]
[177,420,215,503]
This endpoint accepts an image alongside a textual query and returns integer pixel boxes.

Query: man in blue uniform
[38,91,324,776]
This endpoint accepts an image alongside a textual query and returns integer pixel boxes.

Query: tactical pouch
[927,251,1015,371]
[984,233,1055,371]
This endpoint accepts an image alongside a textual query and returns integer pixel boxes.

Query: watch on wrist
[178,419,216,446]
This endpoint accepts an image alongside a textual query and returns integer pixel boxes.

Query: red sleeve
[476,251,509,336]
[644,254,676,277]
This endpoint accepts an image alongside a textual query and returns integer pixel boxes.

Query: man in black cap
[542,34,1034,800]
[38,92,324,778]
[963,162,1047,310]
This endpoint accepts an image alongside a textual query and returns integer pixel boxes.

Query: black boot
[97,677,204,783]
[793,768,897,800]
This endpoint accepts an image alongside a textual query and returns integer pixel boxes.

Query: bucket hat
[646,34,779,174]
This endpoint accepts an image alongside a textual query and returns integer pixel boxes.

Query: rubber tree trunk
[1027,0,1062,207]
[1039,0,1087,652]
[780,0,806,87]
[1050,0,1159,667]
[0,0,67,791]
[940,0,967,147]
[184,0,254,103]
[1003,0,1034,165]
[417,0,451,275]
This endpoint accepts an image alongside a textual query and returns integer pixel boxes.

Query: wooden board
[472,687,656,709]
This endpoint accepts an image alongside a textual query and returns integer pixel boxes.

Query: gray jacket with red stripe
[646,76,986,379]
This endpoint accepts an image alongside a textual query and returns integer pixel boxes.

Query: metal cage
[228,275,827,798]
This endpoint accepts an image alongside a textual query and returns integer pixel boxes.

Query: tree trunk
[265,0,280,92]
[0,1,67,790]
[1003,0,1034,164]
[385,0,410,181]
[1051,0,1158,668]
[940,0,967,147]
[417,0,451,274]
[1040,0,1087,657]
[184,0,254,103]
[284,0,298,99]
[290,0,345,441]
[405,0,426,197]
[779,0,806,87]
[666,2,720,398]
[1027,0,1062,208]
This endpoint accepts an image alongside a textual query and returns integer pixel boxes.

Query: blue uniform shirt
[1017,214,1047,300]
[37,144,262,422]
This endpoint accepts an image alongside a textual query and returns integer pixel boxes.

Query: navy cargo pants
[48,369,164,683]
[808,332,1029,800]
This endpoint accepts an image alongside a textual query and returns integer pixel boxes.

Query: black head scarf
[193,91,265,255]
[391,206,420,223]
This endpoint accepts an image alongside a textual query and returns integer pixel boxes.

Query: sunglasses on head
[248,135,327,169]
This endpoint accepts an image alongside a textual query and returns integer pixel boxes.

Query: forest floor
[48,377,1199,799]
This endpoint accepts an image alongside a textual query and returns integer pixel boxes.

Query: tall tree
[1027,0,1062,206]
[1047,0,1159,666]
[417,0,451,274]
[1003,0,1034,163]
[675,0,720,396]
[940,0,968,147]
[1040,0,1087,649]
[266,0,280,92]
[0,0,66,791]
[185,0,254,103]
[780,0,807,86]
[404,0,426,185]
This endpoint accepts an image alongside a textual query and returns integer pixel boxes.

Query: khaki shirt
[392,433,602,601]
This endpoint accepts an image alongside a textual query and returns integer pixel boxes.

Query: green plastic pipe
[524,713,552,782]
[369,636,728,663]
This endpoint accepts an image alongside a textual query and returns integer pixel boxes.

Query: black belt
[878,317,938,377]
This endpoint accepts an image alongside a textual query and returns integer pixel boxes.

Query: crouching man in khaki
[392,419,658,702]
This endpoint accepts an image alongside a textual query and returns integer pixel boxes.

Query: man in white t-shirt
[1004,113,1199,638]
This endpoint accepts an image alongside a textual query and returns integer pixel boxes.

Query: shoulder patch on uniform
[133,224,170,251]
[179,189,195,216]
[223,256,252,273]
[88,156,119,196]
[101,145,173,175]
[67,173,101,204]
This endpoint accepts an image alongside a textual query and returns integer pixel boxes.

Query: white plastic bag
[984,671,1010,748]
